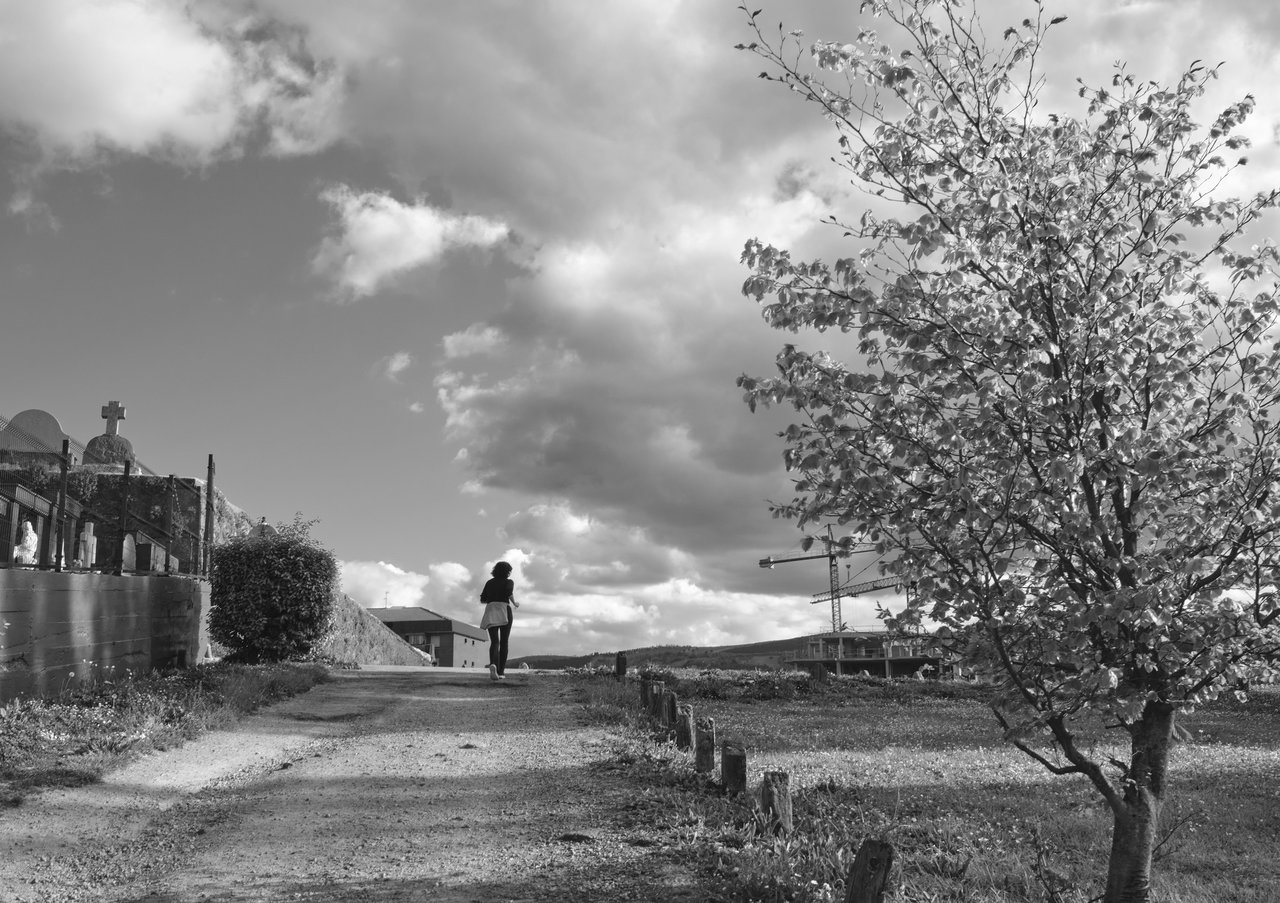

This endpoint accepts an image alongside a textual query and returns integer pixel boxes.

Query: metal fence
[0,439,216,577]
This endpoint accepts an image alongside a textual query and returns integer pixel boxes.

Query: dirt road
[0,667,701,903]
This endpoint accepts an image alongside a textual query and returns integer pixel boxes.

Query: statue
[13,520,38,565]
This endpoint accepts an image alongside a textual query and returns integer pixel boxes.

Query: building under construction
[784,629,943,678]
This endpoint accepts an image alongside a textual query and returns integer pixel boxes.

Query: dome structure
[84,433,135,465]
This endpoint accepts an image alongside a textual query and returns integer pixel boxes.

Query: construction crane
[758,526,875,633]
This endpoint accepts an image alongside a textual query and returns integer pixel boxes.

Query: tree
[736,2,1280,900]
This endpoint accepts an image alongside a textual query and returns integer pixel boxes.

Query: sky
[3,0,1280,656]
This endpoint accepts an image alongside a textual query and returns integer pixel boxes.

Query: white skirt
[480,601,509,629]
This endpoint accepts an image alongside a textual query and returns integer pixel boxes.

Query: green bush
[208,520,337,663]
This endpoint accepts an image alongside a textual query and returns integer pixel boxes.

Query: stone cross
[100,400,126,436]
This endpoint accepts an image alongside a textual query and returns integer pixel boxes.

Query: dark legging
[487,614,512,674]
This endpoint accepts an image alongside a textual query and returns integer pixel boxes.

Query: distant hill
[510,636,812,672]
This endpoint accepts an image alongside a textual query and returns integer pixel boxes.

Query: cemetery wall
[0,570,206,702]
[314,589,429,667]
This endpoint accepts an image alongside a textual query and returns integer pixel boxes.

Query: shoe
[498,674,506,680]
[488,664,498,681]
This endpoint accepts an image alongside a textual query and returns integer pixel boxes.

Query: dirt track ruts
[0,667,701,903]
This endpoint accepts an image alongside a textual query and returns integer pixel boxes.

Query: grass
[570,667,1280,903]
[0,661,330,807]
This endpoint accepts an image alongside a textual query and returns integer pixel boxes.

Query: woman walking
[479,561,518,680]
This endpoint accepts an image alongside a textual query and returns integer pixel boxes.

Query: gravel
[0,667,703,903]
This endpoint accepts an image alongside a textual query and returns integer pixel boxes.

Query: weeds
[0,662,328,806]
[569,670,1280,903]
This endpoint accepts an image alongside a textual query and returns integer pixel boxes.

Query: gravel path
[0,668,702,903]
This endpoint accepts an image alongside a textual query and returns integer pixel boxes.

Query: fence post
[844,839,895,903]
[55,439,70,572]
[675,703,694,751]
[661,689,678,734]
[203,454,215,577]
[114,459,132,576]
[163,475,176,574]
[761,771,793,835]
[721,742,747,795]
[615,652,627,681]
[647,681,666,722]
[694,717,716,773]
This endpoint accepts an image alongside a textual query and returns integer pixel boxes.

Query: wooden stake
[661,689,678,732]
[694,717,715,773]
[615,652,627,681]
[721,742,747,796]
[647,681,666,721]
[844,838,895,903]
[675,703,694,750]
[760,771,792,834]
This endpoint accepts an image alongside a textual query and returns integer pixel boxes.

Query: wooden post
[114,459,132,576]
[760,771,793,835]
[648,681,666,722]
[844,839,895,903]
[639,678,651,707]
[661,689,678,732]
[721,742,747,795]
[203,454,215,577]
[809,662,830,685]
[55,439,70,572]
[675,703,694,750]
[615,651,627,681]
[163,475,176,573]
[694,717,716,773]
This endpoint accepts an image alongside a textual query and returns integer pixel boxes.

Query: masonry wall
[0,570,207,701]
[313,590,428,668]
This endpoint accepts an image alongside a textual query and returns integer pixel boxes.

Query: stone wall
[0,570,207,701]
[314,589,430,667]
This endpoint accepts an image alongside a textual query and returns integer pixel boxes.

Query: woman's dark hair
[491,561,513,578]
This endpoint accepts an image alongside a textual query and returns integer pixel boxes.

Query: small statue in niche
[13,520,38,565]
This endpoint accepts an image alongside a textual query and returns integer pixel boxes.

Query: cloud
[443,324,507,360]
[313,186,510,300]
[0,0,345,179]
[375,351,413,382]
[340,559,472,611]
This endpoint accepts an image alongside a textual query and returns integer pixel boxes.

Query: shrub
[208,518,337,663]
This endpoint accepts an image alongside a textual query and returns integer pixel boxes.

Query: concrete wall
[0,570,207,701]
[313,590,429,668]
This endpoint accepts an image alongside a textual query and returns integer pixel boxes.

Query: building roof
[370,605,487,641]
[369,606,450,623]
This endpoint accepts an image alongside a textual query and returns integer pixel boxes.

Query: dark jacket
[480,576,515,604]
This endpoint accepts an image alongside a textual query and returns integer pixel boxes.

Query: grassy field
[573,669,1280,903]
[0,662,330,807]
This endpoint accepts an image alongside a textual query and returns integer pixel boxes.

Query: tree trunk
[1104,701,1175,903]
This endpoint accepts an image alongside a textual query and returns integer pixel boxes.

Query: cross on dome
[100,400,126,436]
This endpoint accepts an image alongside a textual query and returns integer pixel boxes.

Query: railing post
[203,454,215,577]
[55,439,70,572]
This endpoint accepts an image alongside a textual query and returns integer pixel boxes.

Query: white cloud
[408,401,426,413]
[377,351,413,382]
[340,559,473,612]
[0,0,344,176]
[313,186,510,300]
[443,324,507,360]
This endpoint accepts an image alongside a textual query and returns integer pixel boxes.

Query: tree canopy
[737,1,1280,899]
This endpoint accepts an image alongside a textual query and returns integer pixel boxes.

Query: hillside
[510,636,811,671]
